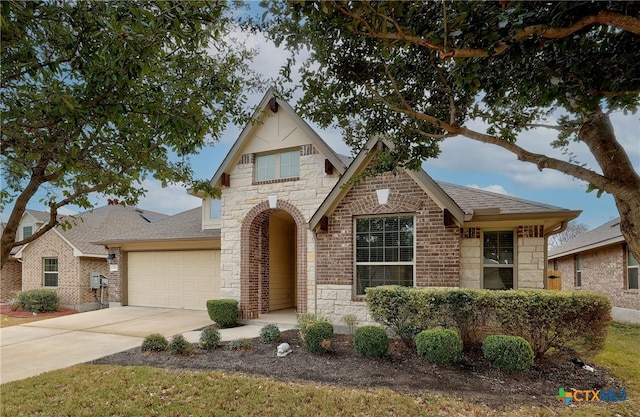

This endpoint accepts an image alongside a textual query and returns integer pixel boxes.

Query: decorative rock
[277,343,292,357]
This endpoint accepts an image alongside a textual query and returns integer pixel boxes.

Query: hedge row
[366,286,611,357]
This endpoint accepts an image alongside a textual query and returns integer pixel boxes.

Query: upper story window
[482,230,515,289]
[627,246,638,290]
[209,199,221,220]
[355,215,414,296]
[255,149,300,182]
[43,258,58,287]
[574,255,582,287]
[22,226,33,239]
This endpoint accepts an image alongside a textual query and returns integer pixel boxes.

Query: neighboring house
[548,218,639,324]
[0,209,53,302]
[98,89,581,325]
[1,205,167,311]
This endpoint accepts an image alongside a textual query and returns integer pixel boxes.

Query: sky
[2,14,639,232]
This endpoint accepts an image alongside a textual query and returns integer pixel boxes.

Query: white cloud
[465,184,510,195]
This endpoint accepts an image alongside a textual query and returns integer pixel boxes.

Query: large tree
[263,1,640,260]
[1,1,259,267]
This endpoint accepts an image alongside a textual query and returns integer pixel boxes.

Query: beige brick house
[1,205,166,310]
[548,218,639,324]
[99,90,581,324]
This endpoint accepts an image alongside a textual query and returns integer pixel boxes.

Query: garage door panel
[128,250,220,310]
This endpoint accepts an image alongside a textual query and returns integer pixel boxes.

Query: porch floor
[239,308,298,329]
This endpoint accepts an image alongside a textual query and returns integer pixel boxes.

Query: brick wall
[0,259,22,302]
[549,244,639,313]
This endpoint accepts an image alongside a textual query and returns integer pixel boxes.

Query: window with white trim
[575,255,582,287]
[209,198,221,220]
[355,215,414,295]
[23,226,33,239]
[628,246,638,290]
[482,231,515,289]
[255,150,300,182]
[43,258,58,287]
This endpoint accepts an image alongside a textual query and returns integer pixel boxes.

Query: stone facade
[549,243,639,319]
[21,230,109,311]
[220,146,341,319]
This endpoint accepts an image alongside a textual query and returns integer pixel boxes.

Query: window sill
[623,289,639,294]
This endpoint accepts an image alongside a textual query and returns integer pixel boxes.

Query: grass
[1,323,639,416]
[0,314,46,328]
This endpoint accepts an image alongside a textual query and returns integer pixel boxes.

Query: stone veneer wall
[220,146,341,317]
[550,244,639,315]
[315,169,461,324]
[0,259,22,302]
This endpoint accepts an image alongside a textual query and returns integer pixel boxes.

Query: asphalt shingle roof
[548,217,623,259]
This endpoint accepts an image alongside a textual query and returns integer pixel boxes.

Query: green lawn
[1,323,638,417]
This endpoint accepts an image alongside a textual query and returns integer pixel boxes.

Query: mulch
[0,304,77,318]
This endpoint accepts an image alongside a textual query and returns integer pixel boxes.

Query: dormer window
[255,149,300,182]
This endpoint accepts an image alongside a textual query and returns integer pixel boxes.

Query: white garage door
[128,250,220,310]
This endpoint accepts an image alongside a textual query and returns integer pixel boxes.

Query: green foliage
[341,314,358,335]
[17,289,59,313]
[300,320,334,354]
[141,334,169,352]
[168,334,192,355]
[353,325,389,358]
[259,323,281,344]
[367,287,611,357]
[0,0,260,265]
[206,299,238,328]
[482,335,534,372]
[228,339,252,351]
[415,329,463,365]
[199,327,222,350]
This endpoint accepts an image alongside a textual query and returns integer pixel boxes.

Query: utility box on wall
[89,272,101,289]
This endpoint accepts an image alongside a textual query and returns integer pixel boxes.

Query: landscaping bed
[91,329,625,411]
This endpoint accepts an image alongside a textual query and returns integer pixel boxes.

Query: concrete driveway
[0,307,216,384]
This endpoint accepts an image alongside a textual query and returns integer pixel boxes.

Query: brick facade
[21,230,109,311]
[0,259,22,302]
[549,244,639,314]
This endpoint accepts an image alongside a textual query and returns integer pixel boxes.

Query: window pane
[23,226,33,239]
[280,150,300,178]
[209,199,221,219]
[356,265,413,295]
[44,273,58,287]
[483,231,514,265]
[356,218,369,233]
[399,246,413,262]
[256,154,276,181]
[483,267,513,289]
[628,268,638,290]
[44,258,58,272]
[628,249,638,267]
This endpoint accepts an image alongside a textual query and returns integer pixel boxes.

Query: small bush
[17,289,59,313]
[302,321,334,354]
[206,299,238,328]
[169,334,192,355]
[415,329,463,365]
[259,324,281,343]
[228,339,252,351]
[341,314,358,335]
[199,327,221,350]
[482,335,534,372]
[141,334,169,352]
[353,325,389,358]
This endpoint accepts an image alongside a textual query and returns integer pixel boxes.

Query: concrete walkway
[0,307,296,385]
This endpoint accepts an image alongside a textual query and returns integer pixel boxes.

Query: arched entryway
[239,199,307,319]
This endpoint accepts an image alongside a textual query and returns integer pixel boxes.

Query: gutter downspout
[543,221,568,289]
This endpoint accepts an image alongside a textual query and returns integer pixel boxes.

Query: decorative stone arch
[239,199,308,319]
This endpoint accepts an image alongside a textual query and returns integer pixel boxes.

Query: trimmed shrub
[206,299,238,328]
[367,286,611,357]
[302,321,334,354]
[168,334,192,355]
[259,324,281,343]
[199,327,221,350]
[483,335,534,372]
[415,329,463,365]
[353,325,389,358]
[228,339,252,351]
[141,334,169,352]
[17,289,59,313]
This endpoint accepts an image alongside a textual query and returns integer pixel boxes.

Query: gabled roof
[15,205,168,258]
[95,207,219,245]
[25,209,52,223]
[309,137,466,229]
[202,88,348,191]
[548,217,624,259]
[309,138,581,231]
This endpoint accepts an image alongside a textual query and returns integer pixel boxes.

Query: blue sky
[2,19,638,232]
